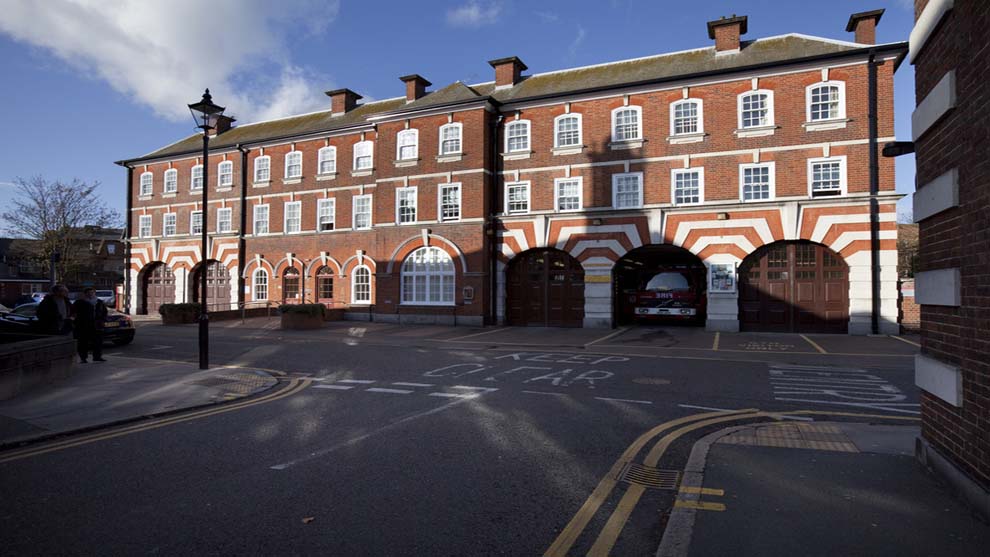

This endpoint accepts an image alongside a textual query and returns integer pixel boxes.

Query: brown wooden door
[142,263,175,315]
[507,249,584,327]
[739,242,848,333]
[192,261,230,309]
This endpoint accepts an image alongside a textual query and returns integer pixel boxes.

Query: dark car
[0,302,135,345]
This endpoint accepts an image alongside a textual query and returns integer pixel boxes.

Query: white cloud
[446,1,503,27]
[568,25,587,59]
[0,0,340,123]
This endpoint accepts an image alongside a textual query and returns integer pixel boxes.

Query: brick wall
[898,279,920,333]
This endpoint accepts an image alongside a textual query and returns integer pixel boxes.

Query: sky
[0,0,918,222]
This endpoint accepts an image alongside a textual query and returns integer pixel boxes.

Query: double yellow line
[0,378,311,464]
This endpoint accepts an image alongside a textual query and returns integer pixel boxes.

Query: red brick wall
[898,279,920,333]
[913,0,990,489]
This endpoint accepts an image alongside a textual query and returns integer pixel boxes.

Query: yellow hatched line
[675,500,726,511]
[890,335,921,347]
[679,486,724,496]
[799,334,828,354]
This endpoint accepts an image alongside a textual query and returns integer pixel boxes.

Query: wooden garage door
[738,242,848,333]
[142,263,175,315]
[507,249,584,327]
[192,261,230,309]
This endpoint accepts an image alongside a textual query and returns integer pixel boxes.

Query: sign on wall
[709,263,736,293]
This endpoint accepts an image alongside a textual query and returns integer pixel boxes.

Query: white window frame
[284,201,301,234]
[163,213,177,237]
[252,268,269,301]
[553,113,583,148]
[553,177,583,212]
[318,146,337,174]
[284,151,303,179]
[807,156,847,197]
[400,247,456,306]
[317,198,335,232]
[612,172,644,209]
[217,207,232,233]
[438,183,461,222]
[806,81,846,122]
[505,182,530,214]
[139,172,153,196]
[395,186,417,224]
[253,204,269,235]
[164,169,178,193]
[739,162,776,202]
[671,168,705,206]
[138,215,152,238]
[218,161,233,187]
[669,99,704,136]
[396,129,419,161]
[504,120,531,153]
[737,90,775,129]
[439,123,463,155]
[353,141,374,171]
[351,265,372,304]
[254,155,271,183]
[191,165,203,190]
[611,106,643,142]
[353,194,372,230]
[190,210,203,235]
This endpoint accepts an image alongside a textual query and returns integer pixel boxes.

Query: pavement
[0,354,278,446]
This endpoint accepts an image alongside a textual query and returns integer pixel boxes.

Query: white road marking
[443,327,508,341]
[337,379,376,384]
[678,404,734,412]
[429,392,481,399]
[314,385,353,390]
[774,398,921,415]
[769,364,920,414]
[148,345,173,351]
[366,388,413,394]
[392,382,434,388]
[308,377,328,381]
[522,390,568,397]
[595,397,653,405]
[451,385,498,392]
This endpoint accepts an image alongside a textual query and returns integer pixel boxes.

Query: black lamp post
[188,89,226,370]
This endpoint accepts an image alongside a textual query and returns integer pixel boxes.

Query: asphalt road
[0,320,921,555]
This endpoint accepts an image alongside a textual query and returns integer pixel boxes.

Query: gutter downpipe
[489,110,504,326]
[123,165,133,314]
[868,51,881,335]
[237,145,248,314]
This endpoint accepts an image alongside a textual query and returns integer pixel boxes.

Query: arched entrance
[191,260,230,310]
[738,241,849,333]
[506,248,584,327]
[282,267,301,304]
[142,263,175,315]
[315,266,335,306]
[613,245,707,326]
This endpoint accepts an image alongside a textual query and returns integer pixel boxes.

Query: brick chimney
[488,56,527,88]
[707,15,748,53]
[846,9,884,45]
[325,88,363,116]
[399,74,432,102]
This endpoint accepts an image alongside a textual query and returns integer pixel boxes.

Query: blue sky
[0,0,916,220]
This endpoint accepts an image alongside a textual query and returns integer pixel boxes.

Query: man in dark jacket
[72,288,107,363]
[36,284,71,335]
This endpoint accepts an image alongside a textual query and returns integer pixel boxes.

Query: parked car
[95,289,116,307]
[624,264,707,324]
[0,302,135,345]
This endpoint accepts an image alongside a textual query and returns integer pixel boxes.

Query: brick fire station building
[117,12,905,334]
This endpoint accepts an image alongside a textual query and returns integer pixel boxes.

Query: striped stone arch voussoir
[800,203,898,259]
[241,256,275,279]
[496,222,537,264]
[159,244,201,271]
[551,218,649,264]
[664,210,784,262]
[304,253,344,277]
[386,234,469,275]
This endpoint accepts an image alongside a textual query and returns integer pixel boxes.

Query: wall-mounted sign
[463,286,475,300]
[709,263,736,293]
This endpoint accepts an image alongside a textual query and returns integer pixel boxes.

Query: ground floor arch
[190,260,231,309]
[141,262,175,315]
[738,240,849,333]
[506,248,584,327]
[613,244,707,326]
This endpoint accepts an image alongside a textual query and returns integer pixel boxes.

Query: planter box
[281,312,324,330]
[0,334,76,401]
[161,312,198,325]
[324,309,346,321]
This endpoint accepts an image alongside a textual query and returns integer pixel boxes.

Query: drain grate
[616,462,681,490]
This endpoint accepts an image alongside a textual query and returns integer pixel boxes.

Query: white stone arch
[340,253,378,277]
[386,233,468,275]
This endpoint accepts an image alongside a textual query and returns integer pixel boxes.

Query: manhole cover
[633,378,671,385]
[616,462,680,490]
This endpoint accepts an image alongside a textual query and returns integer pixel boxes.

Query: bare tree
[1,176,121,282]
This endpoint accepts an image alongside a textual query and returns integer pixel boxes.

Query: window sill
[353,226,373,232]
[351,170,374,177]
[394,159,419,168]
[552,146,584,156]
[734,126,777,138]
[502,151,532,160]
[612,204,644,210]
[397,221,418,226]
[162,193,177,198]
[803,119,849,131]
[810,191,843,198]
[316,173,337,181]
[608,139,644,150]
[667,133,706,144]
[505,211,530,216]
[216,187,233,192]
[282,178,302,185]
[138,195,153,201]
[438,218,461,224]
[252,181,271,188]
[317,228,336,233]
[190,188,204,193]
[215,230,237,234]
[350,303,373,307]
[437,153,464,163]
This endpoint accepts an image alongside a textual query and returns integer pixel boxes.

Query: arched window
[218,161,233,187]
[191,165,203,190]
[164,169,177,193]
[401,247,455,305]
[670,99,703,136]
[283,267,300,302]
[253,268,268,301]
[316,266,334,303]
[611,106,642,142]
[139,172,153,196]
[396,129,419,160]
[352,265,371,304]
[505,120,531,153]
[554,114,582,148]
[284,151,302,179]
[738,90,774,129]
[318,146,337,174]
[806,81,845,122]
[439,123,462,155]
[353,141,374,171]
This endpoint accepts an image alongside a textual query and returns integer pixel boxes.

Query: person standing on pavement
[71,287,107,363]
[36,284,72,335]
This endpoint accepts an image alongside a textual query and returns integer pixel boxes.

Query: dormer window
[505,120,531,153]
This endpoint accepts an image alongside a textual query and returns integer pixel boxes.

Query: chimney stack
[707,15,748,53]
[399,74,432,102]
[846,9,884,45]
[488,56,528,88]
[325,88,363,116]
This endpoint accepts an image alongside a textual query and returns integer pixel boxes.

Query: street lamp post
[188,89,226,370]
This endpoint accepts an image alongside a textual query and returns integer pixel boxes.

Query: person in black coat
[72,288,107,363]
[36,284,71,335]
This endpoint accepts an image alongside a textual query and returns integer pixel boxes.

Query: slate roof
[129,34,904,163]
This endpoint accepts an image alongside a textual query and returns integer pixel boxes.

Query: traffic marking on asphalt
[365,388,414,394]
[314,385,353,390]
[712,332,720,351]
[584,327,629,347]
[337,379,377,384]
[429,392,482,399]
[595,397,653,405]
[443,327,508,341]
[674,500,726,511]
[890,335,921,347]
[392,382,435,388]
[800,335,828,354]
[678,486,724,496]
[769,364,920,415]
[521,390,568,397]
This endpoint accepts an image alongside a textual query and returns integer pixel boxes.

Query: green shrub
[278,303,326,317]
[158,303,200,317]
